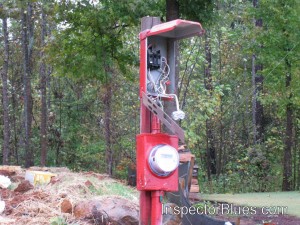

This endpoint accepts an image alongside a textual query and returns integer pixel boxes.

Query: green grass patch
[89,179,138,201]
[201,191,300,217]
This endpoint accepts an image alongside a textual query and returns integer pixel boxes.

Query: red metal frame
[136,133,178,191]
[137,19,204,225]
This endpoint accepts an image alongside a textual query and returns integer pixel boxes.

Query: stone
[74,196,139,224]
[10,175,25,183]
[0,170,15,177]
[61,199,72,213]
[14,180,34,193]
[74,200,94,219]
[84,180,93,188]
[0,189,15,200]
[118,215,139,225]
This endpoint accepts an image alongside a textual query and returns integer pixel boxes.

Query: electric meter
[148,144,179,176]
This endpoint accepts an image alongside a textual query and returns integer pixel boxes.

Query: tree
[22,2,34,167]
[204,31,217,177]
[50,0,143,176]
[40,3,48,166]
[166,0,179,21]
[1,5,10,165]
[254,0,300,191]
[251,0,264,145]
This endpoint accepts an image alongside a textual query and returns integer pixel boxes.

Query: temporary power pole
[137,17,204,225]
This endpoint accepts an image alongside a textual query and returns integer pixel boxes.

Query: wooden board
[191,178,198,185]
[179,153,195,163]
[190,184,200,193]
[187,156,195,191]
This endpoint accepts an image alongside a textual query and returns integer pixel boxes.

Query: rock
[61,199,72,213]
[118,215,139,225]
[84,180,93,188]
[0,175,11,189]
[14,180,34,193]
[74,200,92,219]
[74,196,139,223]
[0,189,15,200]
[0,170,16,177]
[8,195,29,208]
[10,175,25,183]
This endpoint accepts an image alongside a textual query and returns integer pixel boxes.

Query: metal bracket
[142,92,185,143]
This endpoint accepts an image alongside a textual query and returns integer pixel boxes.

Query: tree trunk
[282,58,293,191]
[166,0,179,21]
[293,125,297,189]
[217,30,223,176]
[103,83,113,176]
[251,54,257,144]
[10,42,19,164]
[298,121,300,190]
[217,98,224,176]
[22,3,34,167]
[40,5,48,166]
[252,0,264,145]
[1,16,10,165]
[204,32,217,176]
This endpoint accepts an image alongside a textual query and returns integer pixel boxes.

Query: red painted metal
[139,19,204,40]
[138,19,204,225]
[151,191,164,225]
[139,28,152,224]
[136,133,178,191]
[151,115,160,134]
[139,191,151,225]
[139,35,150,134]
[139,34,147,97]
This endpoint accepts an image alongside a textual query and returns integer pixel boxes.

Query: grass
[45,172,139,203]
[90,180,138,201]
[201,191,300,217]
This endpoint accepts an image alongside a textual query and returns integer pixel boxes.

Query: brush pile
[0,167,139,225]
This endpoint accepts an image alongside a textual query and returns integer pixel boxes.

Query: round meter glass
[148,144,179,176]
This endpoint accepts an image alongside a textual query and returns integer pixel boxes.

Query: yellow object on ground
[25,170,57,185]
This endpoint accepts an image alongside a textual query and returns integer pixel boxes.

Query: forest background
[0,0,299,193]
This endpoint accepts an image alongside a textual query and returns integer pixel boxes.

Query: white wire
[158,57,170,94]
[147,55,183,114]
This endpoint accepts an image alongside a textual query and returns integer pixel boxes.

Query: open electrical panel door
[139,20,204,142]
